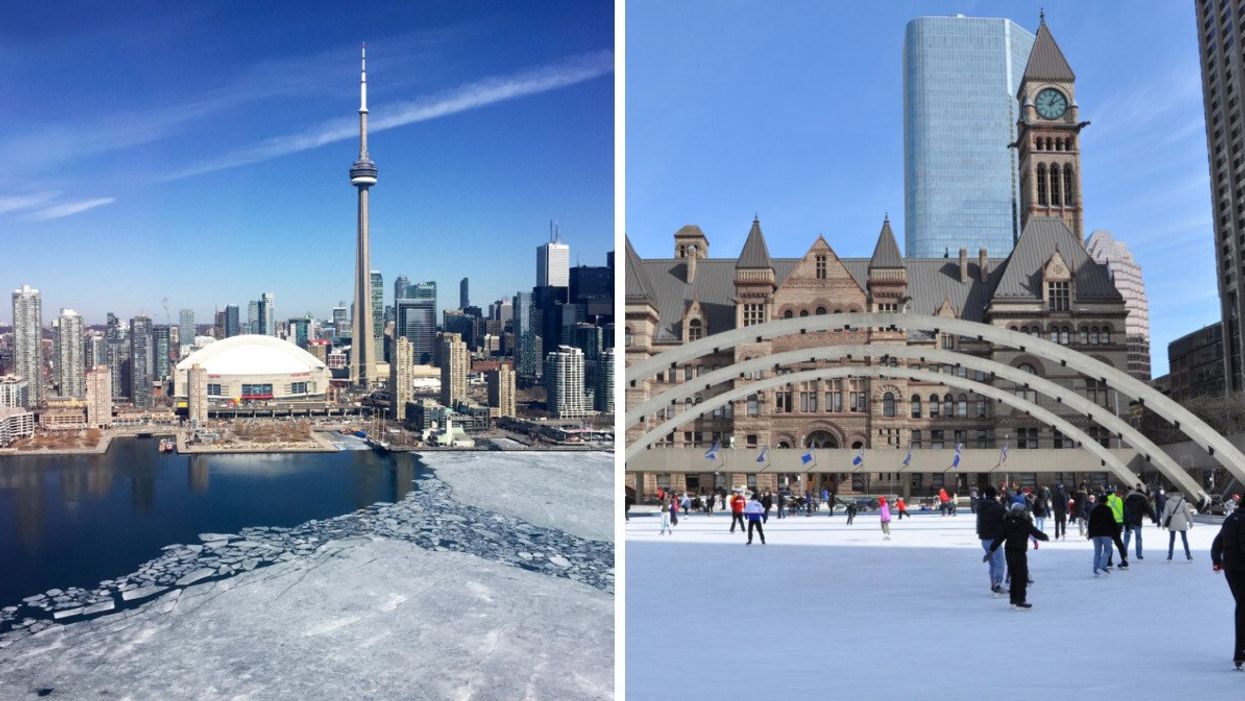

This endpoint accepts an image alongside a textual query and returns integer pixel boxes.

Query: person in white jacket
[744,493,766,545]
[1161,490,1196,561]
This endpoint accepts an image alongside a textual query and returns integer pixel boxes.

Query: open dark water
[0,436,423,604]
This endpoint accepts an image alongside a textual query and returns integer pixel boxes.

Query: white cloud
[25,197,116,221]
[163,50,614,181]
[0,191,59,214]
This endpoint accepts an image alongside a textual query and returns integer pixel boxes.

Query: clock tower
[1016,14,1085,241]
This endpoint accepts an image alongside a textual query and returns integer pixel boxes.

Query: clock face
[1035,88,1068,119]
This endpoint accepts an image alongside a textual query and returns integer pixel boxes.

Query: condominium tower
[54,308,85,398]
[1087,230,1150,380]
[11,285,43,404]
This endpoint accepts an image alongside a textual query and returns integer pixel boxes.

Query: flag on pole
[801,450,815,466]
[756,446,769,464]
[902,449,912,468]
[951,443,962,469]
[851,447,864,466]
[705,440,721,461]
[1000,441,1009,465]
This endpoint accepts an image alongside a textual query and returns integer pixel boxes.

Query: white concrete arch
[626,312,1245,485]
[626,365,1143,487]
[626,344,1208,503]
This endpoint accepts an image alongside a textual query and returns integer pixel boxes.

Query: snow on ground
[425,451,613,542]
[0,537,612,701]
[627,511,1241,700]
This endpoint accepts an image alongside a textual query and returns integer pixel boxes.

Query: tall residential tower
[349,44,378,388]
[11,285,43,404]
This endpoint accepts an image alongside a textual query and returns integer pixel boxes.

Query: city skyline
[0,1,613,324]
[627,0,1212,376]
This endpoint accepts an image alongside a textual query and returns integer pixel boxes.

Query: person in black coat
[976,486,1008,595]
[1211,508,1245,669]
[1052,484,1068,540]
[1087,493,1127,573]
[986,503,1049,609]
[1123,485,1157,559]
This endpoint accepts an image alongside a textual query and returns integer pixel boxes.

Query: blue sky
[626,0,1212,377]
[1,0,613,327]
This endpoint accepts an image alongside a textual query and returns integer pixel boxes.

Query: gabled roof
[868,216,905,269]
[624,235,657,304]
[991,218,1121,303]
[1021,19,1075,85]
[736,217,773,269]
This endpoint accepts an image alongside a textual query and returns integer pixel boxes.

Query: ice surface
[423,451,614,542]
[0,539,612,700]
[627,512,1241,699]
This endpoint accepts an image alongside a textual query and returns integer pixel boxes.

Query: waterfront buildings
[1196,0,1245,392]
[0,376,29,409]
[85,364,112,428]
[11,284,43,405]
[537,233,570,288]
[129,316,154,408]
[390,336,413,421]
[54,308,85,399]
[545,345,588,419]
[1086,230,1151,380]
[595,347,614,413]
[153,325,172,381]
[439,332,468,407]
[903,15,1035,258]
[370,272,383,360]
[487,362,516,418]
[1167,322,1226,401]
[174,335,330,403]
[0,407,35,447]
[349,44,378,388]
[187,363,208,425]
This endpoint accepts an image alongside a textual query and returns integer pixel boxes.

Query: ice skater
[745,492,766,545]
[1051,484,1068,540]
[985,502,1049,610]
[1210,501,1245,669]
[896,497,909,520]
[1088,491,1125,574]
[1122,484,1155,560]
[729,490,747,533]
[1161,490,1195,561]
[845,501,857,525]
[879,496,892,540]
[976,486,1007,596]
[670,494,680,527]
[659,497,672,535]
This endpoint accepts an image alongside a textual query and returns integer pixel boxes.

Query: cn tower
[349,43,378,388]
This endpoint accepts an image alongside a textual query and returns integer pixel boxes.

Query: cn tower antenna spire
[360,42,368,114]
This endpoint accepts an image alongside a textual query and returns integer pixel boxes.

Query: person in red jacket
[938,487,950,517]
[729,491,747,534]
[896,497,909,520]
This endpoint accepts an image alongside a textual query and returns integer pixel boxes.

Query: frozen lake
[627,511,1241,700]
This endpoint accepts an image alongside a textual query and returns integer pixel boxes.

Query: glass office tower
[903,15,1035,259]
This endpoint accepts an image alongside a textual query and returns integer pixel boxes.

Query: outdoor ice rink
[626,508,1242,700]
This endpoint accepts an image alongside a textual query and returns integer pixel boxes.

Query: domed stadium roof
[176,335,326,376]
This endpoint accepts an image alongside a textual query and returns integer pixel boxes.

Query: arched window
[1089,326,1099,344]
[1036,164,1048,206]
[1059,326,1071,345]
[883,392,896,417]
[800,310,809,317]
[976,398,987,417]
[942,393,954,418]
[929,393,941,418]
[783,310,794,319]
[833,309,842,314]
[688,318,703,341]
[910,394,922,418]
[956,394,968,417]
[1020,325,1029,335]
[815,306,827,315]
[1055,138,1062,151]
[1102,327,1112,344]
[1049,328,1059,343]
[1063,164,1075,205]
[1046,137,1054,150]
[1079,327,1089,345]
[850,440,864,450]
[1050,164,1061,206]
[1018,363,1037,375]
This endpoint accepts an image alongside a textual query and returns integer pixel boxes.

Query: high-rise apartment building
[903,15,1036,258]
[54,308,85,398]
[247,299,260,335]
[85,333,106,369]
[179,308,195,354]
[545,345,587,418]
[595,347,614,414]
[487,362,516,418]
[129,316,154,408]
[258,293,276,336]
[225,305,241,338]
[152,325,172,380]
[537,235,570,288]
[390,336,413,421]
[85,364,112,428]
[1087,230,1151,380]
[106,339,128,399]
[513,291,539,376]
[0,376,30,409]
[370,271,384,360]
[460,277,470,308]
[187,363,208,426]
[11,285,43,404]
[1197,0,1245,391]
[438,332,468,407]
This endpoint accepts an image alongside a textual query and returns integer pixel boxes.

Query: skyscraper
[258,293,276,336]
[487,362,516,418]
[85,364,112,428]
[54,308,85,399]
[545,345,587,418]
[179,308,195,354]
[332,303,349,340]
[129,316,154,408]
[1087,230,1150,380]
[513,291,539,376]
[903,15,1036,258]
[390,336,413,421]
[247,299,260,334]
[152,325,172,380]
[394,275,410,304]
[187,363,208,426]
[537,231,570,287]
[1197,0,1245,391]
[11,284,43,404]
[594,347,614,413]
[370,271,384,360]
[397,281,437,365]
[459,277,470,308]
[225,305,241,338]
[439,332,468,407]
[349,44,378,388]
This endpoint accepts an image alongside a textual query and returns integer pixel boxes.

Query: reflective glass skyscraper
[903,15,1035,259]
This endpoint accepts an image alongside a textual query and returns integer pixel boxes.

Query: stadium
[173,335,331,403]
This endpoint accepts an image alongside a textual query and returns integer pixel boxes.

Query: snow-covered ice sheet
[423,451,614,542]
[626,512,1242,700]
[0,538,612,701]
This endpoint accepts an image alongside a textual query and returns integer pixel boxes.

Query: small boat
[158,439,175,453]
[353,430,367,438]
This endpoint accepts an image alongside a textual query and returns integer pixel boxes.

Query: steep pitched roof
[991,218,1121,303]
[1021,19,1075,85]
[735,217,773,269]
[624,235,657,304]
[868,216,905,269]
